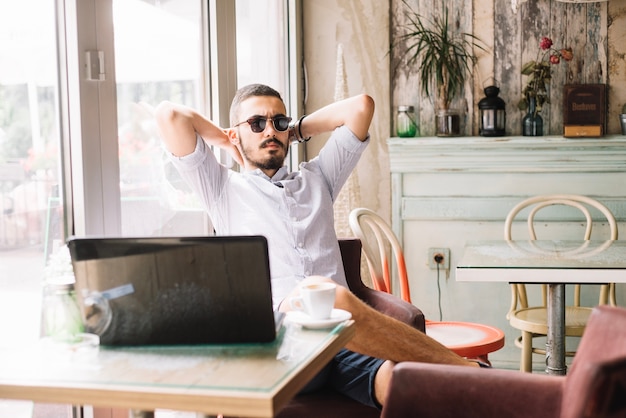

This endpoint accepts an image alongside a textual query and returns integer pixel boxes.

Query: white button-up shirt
[169,125,369,308]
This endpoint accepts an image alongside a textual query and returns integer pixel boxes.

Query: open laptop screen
[67,236,277,346]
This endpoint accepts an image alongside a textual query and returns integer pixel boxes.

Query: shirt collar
[246,166,290,184]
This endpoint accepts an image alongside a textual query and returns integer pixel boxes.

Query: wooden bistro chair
[349,208,505,364]
[504,194,619,372]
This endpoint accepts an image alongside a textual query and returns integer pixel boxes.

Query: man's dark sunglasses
[234,116,292,133]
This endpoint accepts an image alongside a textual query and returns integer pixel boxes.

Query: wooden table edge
[0,320,356,418]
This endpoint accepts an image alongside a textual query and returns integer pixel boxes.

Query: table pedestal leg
[546,283,566,375]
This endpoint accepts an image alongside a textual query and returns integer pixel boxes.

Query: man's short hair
[230,84,284,126]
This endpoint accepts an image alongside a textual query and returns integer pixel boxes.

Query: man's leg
[282,276,476,367]
[336,285,474,366]
[281,277,481,408]
[373,360,395,406]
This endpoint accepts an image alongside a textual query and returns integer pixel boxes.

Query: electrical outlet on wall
[428,248,450,270]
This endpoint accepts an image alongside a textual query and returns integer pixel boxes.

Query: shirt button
[298,243,304,248]
[305,271,311,275]
[291,217,297,222]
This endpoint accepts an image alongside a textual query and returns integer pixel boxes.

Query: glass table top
[0,321,349,393]
[458,240,626,270]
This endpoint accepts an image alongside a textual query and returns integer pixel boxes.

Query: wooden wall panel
[391,0,474,136]
[391,0,624,136]
[493,1,520,136]
[607,1,626,133]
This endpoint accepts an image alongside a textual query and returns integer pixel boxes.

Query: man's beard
[241,137,288,170]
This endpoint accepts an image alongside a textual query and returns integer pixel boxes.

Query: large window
[0,1,64,414]
[236,0,289,93]
[112,0,300,238]
[0,0,62,340]
[113,0,208,237]
[0,0,300,415]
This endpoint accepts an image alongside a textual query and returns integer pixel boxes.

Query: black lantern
[478,85,506,136]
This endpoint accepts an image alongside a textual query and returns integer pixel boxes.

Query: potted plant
[397,1,484,136]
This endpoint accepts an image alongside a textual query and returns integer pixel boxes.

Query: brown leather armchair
[381,305,626,418]
[276,238,425,418]
[337,238,425,331]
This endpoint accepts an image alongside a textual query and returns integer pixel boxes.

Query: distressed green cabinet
[389,135,626,369]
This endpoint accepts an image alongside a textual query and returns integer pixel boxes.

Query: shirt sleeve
[166,134,228,213]
[308,125,369,201]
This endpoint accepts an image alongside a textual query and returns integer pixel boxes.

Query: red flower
[519,37,574,115]
[540,37,553,50]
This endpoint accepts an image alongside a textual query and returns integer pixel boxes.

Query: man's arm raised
[296,94,374,142]
[155,101,243,165]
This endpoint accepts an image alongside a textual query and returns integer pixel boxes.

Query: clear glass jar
[42,275,85,343]
[396,105,418,137]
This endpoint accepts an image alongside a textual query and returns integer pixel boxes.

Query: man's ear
[227,127,240,145]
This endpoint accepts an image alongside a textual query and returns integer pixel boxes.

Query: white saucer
[286,309,352,329]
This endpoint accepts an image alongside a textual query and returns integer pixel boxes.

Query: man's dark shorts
[299,348,385,409]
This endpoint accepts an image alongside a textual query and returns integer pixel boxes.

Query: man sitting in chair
[155,84,484,410]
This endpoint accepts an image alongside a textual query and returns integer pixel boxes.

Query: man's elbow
[349,94,375,139]
[155,101,179,125]
[353,94,375,129]
[154,101,196,156]
[356,94,375,118]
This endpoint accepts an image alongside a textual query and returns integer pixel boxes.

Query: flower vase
[522,98,543,136]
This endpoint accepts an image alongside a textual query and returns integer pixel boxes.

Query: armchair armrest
[339,238,425,332]
[382,362,564,418]
[353,285,425,332]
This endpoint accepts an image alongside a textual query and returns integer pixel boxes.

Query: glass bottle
[42,275,85,343]
[396,105,418,137]
[522,97,543,136]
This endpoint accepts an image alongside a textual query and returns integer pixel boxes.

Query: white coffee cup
[290,282,336,320]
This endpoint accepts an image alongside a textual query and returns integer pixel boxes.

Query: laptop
[67,235,280,346]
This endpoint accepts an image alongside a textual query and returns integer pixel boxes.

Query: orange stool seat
[426,321,505,360]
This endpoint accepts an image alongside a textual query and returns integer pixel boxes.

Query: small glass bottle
[396,105,418,137]
[42,275,85,343]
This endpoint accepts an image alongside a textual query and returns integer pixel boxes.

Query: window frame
[57,0,303,239]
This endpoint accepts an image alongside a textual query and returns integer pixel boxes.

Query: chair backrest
[560,305,626,418]
[348,208,411,303]
[504,194,618,315]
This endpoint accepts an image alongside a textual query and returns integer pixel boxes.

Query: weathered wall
[300,0,625,224]
[608,0,626,128]
[391,0,626,136]
[303,1,392,224]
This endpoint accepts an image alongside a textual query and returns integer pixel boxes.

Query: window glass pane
[236,0,288,97]
[113,0,209,237]
[0,0,63,357]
